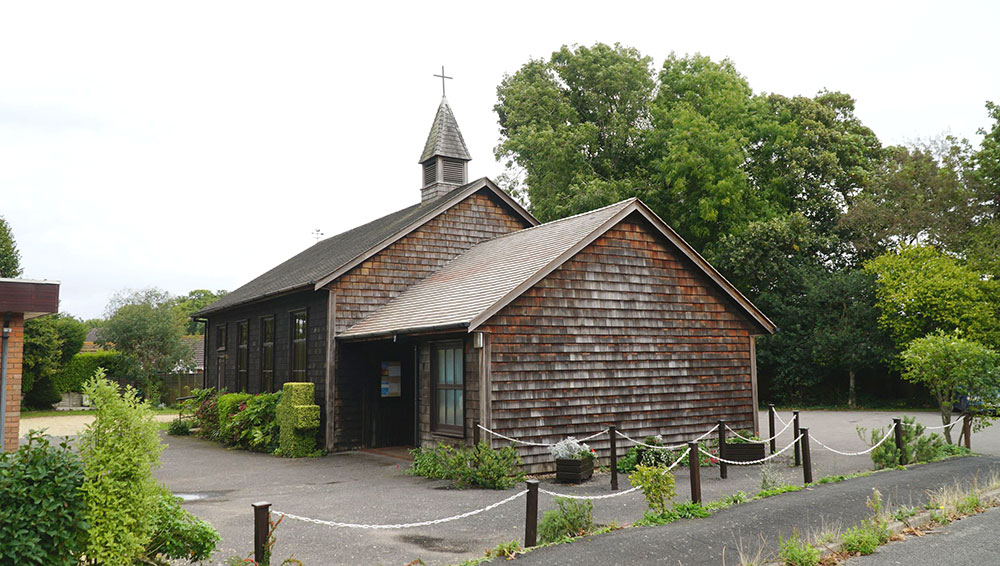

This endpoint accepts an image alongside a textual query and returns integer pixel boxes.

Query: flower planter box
[723,442,766,463]
[555,457,594,483]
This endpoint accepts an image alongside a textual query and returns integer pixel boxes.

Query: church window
[431,342,463,435]
[291,310,307,381]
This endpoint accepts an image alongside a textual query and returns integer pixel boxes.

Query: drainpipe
[1,317,11,452]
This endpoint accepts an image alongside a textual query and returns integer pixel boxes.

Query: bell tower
[419,68,471,202]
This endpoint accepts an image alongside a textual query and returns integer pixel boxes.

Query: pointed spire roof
[419,97,472,163]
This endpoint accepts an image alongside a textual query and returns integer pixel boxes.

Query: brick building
[1,278,59,452]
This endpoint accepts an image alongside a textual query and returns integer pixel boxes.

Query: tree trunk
[939,400,953,444]
[848,370,856,408]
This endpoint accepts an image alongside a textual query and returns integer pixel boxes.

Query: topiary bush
[0,431,88,566]
[275,382,320,458]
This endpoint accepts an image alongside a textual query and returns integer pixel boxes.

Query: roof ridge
[483,198,635,243]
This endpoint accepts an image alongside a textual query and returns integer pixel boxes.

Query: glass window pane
[437,390,446,425]
[454,390,463,426]
[445,349,454,385]
[453,349,462,385]
[437,350,446,384]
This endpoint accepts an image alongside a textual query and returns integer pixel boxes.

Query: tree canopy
[0,216,22,278]
[495,43,1000,405]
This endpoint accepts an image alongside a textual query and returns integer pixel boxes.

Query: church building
[195,96,775,470]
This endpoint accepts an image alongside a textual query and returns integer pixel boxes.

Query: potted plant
[549,437,597,483]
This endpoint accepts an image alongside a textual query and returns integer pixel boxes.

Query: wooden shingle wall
[479,215,760,471]
[331,191,530,449]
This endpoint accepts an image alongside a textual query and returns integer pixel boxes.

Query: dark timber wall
[479,214,761,471]
[204,290,328,406]
[331,191,531,449]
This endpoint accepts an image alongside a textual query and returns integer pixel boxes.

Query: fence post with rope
[793,410,801,466]
[609,424,619,491]
[800,428,813,484]
[717,420,727,480]
[768,404,776,454]
[252,501,271,564]
[524,480,539,548]
[473,420,480,445]
[688,441,701,504]
[893,418,904,465]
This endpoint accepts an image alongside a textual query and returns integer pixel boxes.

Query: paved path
[846,505,1000,566]
[501,456,1000,566]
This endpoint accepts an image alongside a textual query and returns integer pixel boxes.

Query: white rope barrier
[727,417,793,444]
[700,434,802,466]
[901,419,962,431]
[774,411,790,427]
[810,422,897,456]
[476,425,608,447]
[538,448,691,500]
[275,489,527,530]
[615,424,719,451]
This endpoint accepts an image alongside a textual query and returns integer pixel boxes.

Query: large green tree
[0,216,22,278]
[169,289,227,335]
[22,314,89,408]
[864,245,1000,352]
[99,288,191,398]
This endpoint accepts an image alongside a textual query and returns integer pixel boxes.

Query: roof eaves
[192,282,315,317]
[338,321,468,341]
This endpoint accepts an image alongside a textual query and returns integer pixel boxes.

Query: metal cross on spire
[433,65,453,97]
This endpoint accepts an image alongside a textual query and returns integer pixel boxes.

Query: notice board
[380,361,401,398]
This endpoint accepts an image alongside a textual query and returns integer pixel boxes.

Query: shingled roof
[194,178,533,316]
[340,198,776,339]
[418,97,471,163]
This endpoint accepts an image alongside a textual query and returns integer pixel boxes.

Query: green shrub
[23,373,62,409]
[217,392,253,439]
[860,416,970,469]
[841,525,880,555]
[778,532,820,566]
[538,497,594,544]
[617,436,716,474]
[79,369,165,566]
[141,487,220,564]
[167,418,192,436]
[189,388,221,440]
[55,351,138,393]
[0,432,87,566]
[408,442,525,489]
[275,382,320,457]
[220,392,281,452]
[669,501,711,519]
[629,464,677,517]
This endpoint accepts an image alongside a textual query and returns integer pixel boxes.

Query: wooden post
[717,420,727,480]
[893,418,905,466]
[688,441,701,504]
[252,501,271,564]
[963,413,972,450]
[609,424,619,491]
[800,428,813,485]
[473,420,480,445]
[524,480,539,548]
[793,410,801,467]
[768,404,776,454]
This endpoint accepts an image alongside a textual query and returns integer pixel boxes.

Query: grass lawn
[22,407,179,419]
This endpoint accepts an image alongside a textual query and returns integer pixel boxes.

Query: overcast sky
[2,1,997,320]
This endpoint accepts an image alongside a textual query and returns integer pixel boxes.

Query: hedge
[54,352,139,393]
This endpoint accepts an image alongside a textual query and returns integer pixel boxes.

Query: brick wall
[3,314,24,452]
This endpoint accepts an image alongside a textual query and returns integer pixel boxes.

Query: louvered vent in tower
[442,158,465,184]
[423,162,436,186]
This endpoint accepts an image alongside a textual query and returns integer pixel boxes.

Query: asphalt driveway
[146,409,998,565]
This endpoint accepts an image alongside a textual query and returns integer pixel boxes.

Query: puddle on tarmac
[397,534,473,553]
[175,491,231,503]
